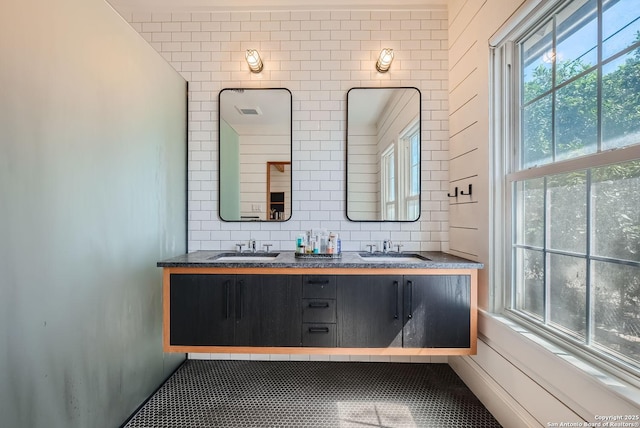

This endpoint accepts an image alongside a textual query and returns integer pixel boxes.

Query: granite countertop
[157,250,484,269]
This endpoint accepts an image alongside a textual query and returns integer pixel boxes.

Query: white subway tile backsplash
[127,9,448,253]
[142,22,161,32]
[201,21,221,32]
[171,12,191,22]
[132,12,151,22]
[152,32,171,42]
[162,22,181,32]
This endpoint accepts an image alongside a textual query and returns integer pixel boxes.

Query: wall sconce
[245,49,263,73]
[376,48,394,73]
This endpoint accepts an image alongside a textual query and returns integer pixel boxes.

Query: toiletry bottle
[306,238,314,254]
[336,233,341,254]
[327,239,334,254]
[327,232,335,254]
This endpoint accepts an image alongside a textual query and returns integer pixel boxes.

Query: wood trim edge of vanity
[162,267,478,276]
[163,345,476,356]
[163,268,171,351]
[470,270,478,354]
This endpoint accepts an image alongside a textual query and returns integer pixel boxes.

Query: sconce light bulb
[376,48,394,73]
[245,49,264,73]
[542,49,556,64]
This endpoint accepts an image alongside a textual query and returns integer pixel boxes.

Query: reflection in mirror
[347,87,421,221]
[218,88,292,221]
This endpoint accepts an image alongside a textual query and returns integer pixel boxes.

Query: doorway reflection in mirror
[218,88,292,222]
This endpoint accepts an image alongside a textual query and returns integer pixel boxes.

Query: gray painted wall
[219,119,241,220]
[0,0,187,426]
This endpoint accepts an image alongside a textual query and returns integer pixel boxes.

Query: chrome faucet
[383,240,392,253]
[365,243,377,253]
[248,239,257,253]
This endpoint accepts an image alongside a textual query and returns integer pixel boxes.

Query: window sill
[477,310,640,414]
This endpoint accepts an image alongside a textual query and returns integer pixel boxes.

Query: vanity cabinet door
[337,275,403,347]
[403,275,471,348]
[170,274,236,346]
[234,274,302,347]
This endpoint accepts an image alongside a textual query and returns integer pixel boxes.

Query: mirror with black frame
[346,87,421,221]
[218,88,292,222]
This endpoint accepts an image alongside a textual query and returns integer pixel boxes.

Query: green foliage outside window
[515,31,640,367]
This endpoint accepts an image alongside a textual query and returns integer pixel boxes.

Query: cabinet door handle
[407,280,413,320]
[393,280,399,320]
[307,279,329,285]
[225,280,231,319]
[236,280,244,320]
[308,302,330,308]
[308,327,330,334]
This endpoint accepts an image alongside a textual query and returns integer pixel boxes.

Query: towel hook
[460,184,472,196]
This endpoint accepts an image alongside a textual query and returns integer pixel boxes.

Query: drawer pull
[308,302,330,308]
[308,327,330,334]
[307,279,330,285]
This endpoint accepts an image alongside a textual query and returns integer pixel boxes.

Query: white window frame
[491,0,640,381]
[380,144,396,221]
[380,119,420,222]
[398,119,421,221]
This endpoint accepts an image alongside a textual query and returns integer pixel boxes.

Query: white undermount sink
[358,253,430,263]
[210,253,280,262]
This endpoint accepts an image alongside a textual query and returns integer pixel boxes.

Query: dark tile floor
[124,360,501,428]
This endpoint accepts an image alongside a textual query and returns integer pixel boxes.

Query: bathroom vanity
[157,251,483,355]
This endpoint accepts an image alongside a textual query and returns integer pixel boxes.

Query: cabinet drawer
[302,324,336,347]
[302,276,336,299]
[302,299,336,323]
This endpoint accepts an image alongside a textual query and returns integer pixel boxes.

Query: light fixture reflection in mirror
[346,87,421,222]
[218,88,292,222]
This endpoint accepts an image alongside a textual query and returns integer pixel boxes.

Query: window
[403,124,421,220]
[381,145,396,220]
[380,120,420,221]
[499,0,640,374]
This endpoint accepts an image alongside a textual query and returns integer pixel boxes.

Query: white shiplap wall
[447,1,640,426]
[124,9,450,254]
[447,0,484,270]
[239,134,289,220]
[346,126,379,220]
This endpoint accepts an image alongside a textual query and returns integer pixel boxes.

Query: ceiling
[220,89,291,135]
[107,0,447,15]
[348,89,395,127]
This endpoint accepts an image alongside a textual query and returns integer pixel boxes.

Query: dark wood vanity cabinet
[170,274,235,346]
[163,268,477,354]
[169,274,302,347]
[336,275,471,349]
[337,275,403,348]
[402,275,471,348]
[239,274,302,346]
